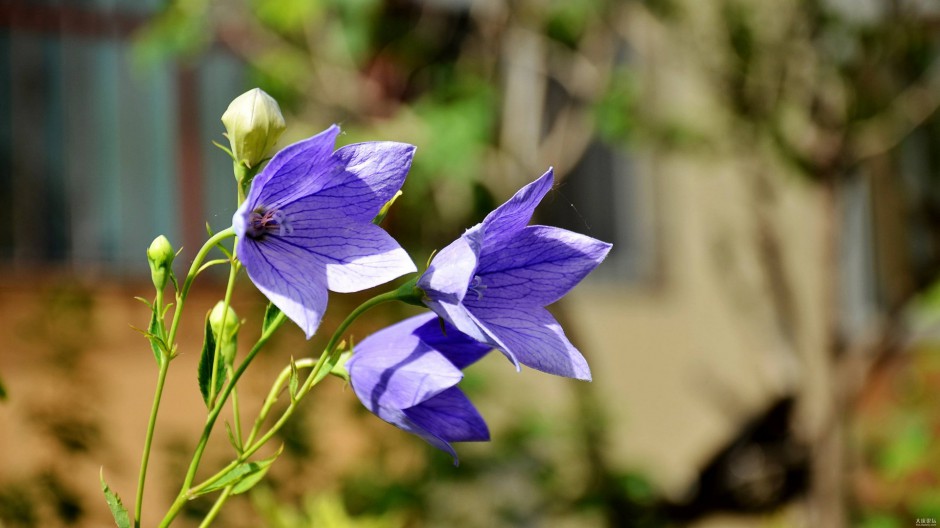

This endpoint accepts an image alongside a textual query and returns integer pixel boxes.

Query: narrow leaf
[288,357,299,401]
[197,312,225,407]
[195,445,283,496]
[133,296,153,309]
[212,140,236,161]
[330,350,352,383]
[372,190,403,225]
[100,469,132,528]
[312,351,343,386]
[224,421,243,454]
[262,303,282,334]
[148,307,163,366]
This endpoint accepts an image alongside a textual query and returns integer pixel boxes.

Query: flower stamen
[246,207,293,239]
[469,275,487,301]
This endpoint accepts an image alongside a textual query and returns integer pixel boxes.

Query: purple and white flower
[417,168,611,381]
[233,125,417,338]
[347,313,491,462]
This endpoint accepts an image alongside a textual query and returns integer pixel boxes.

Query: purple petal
[245,125,344,210]
[371,405,461,463]
[467,303,591,380]
[417,225,483,304]
[331,141,416,221]
[423,298,518,370]
[236,236,328,339]
[284,217,416,293]
[480,168,554,246]
[412,315,493,370]
[404,387,490,443]
[348,324,462,411]
[477,225,612,306]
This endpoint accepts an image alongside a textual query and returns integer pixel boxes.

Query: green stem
[244,358,317,448]
[190,286,410,499]
[209,262,240,407]
[166,228,236,349]
[134,229,235,527]
[198,486,234,528]
[159,312,287,528]
[231,383,244,450]
[134,290,166,528]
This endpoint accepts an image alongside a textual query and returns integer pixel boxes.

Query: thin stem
[134,229,235,527]
[134,291,166,528]
[166,227,236,349]
[238,289,403,461]
[159,312,287,528]
[191,289,405,498]
[245,358,316,448]
[231,383,244,450]
[209,262,240,407]
[198,486,234,528]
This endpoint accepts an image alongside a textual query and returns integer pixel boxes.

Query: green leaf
[195,445,283,496]
[197,312,225,407]
[372,190,402,225]
[100,469,132,528]
[262,303,282,334]
[224,421,243,454]
[0,374,7,401]
[288,357,300,401]
[148,307,164,366]
[330,350,352,383]
[312,350,344,386]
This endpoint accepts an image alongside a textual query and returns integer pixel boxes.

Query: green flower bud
[221,88,286,169]
[209,301,240,365]
[147,235,175,291]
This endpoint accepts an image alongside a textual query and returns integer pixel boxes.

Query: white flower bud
[221,88,286,168]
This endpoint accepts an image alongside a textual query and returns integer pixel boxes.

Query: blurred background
[2,0,940,526]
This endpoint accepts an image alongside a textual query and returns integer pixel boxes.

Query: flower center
[468,275,487,301]
[246,207,292,240]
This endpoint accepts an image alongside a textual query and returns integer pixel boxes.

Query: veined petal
[424,298,518,367]
[246,125,343,210]
[372,406,460,464]
[468,304,591,380]
[480,168,554,247]
[331,141,416,221]
[283,208,415,292]
[404,387,490,443]
[348,325,463,411]
[412,314,493,370]
[236,237,328,339]
[417,225,483,304]
[477,225,612,306]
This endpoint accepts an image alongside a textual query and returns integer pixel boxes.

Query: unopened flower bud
[221,88,286,169]
[147,235,175,291]
[209,301,240,365]
[209,302,240,343]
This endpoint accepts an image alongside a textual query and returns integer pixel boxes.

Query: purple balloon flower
[233,125,417,338]
[347,313,491,463]
[417,168,611,381]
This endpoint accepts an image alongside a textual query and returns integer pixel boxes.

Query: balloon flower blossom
[417,168,611,381]
[347,313,491,463]
[233,125,417,338]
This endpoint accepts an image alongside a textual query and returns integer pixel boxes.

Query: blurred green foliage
[133,0,634,252]
[126,0,940,526]
[854,338,940,526]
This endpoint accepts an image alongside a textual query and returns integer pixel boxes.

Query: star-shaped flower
[233,125,417,338]
[347,313,491,463]
[416,168,611,380]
